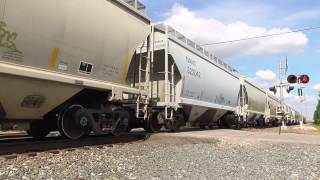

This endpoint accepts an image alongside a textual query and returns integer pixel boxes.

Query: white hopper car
[128,24,302,132]
[0,0,151,139]
[0,1,303,139]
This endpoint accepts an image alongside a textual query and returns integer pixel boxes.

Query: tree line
[314,93,320,125]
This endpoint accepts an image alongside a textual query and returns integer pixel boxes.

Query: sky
[140,0,320,120]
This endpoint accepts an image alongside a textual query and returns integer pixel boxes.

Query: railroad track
[0,125,301,159]
[0,132,28,139]
[0,132,150,159]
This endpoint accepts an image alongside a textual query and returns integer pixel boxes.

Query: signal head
[299,75,309,84]
[287,75,297,84]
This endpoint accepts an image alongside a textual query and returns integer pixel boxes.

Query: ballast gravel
[0,135,320,180]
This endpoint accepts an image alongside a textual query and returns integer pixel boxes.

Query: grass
[313,123,320,131]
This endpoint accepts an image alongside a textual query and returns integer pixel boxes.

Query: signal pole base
[281,121,287,130]
[299,120,304,130]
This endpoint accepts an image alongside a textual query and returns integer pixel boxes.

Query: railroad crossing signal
[286,74,310,97]
[287,74,310,84]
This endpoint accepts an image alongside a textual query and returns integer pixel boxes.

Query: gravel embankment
[0,135,320,180]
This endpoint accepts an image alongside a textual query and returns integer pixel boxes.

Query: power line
[200,26,320,46]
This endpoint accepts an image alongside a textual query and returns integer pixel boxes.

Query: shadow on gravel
[0,132,149,156]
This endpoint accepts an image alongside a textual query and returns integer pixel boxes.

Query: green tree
[314,93,320,125]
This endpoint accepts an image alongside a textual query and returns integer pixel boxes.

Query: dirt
[154,124,320,146]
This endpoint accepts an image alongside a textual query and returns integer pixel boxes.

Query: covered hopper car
[128,24,302,132]
[0,0,151,139]
[0,1,304,140]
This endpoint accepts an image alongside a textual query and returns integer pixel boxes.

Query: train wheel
[266,121,271,128]
[257,119,265,128]
[27,120,51,140]
[111,109,129,136]
[126,126,133,133]
[223,114,236,129]
[58,105,91,140]
[167,112,185,132]
[236,117,245,129]
[234,122,242,130]
[146,112,162,133]
[166,119,181,132]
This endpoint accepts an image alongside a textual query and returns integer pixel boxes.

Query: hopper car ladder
[136,25,178,121]
[164,63,177,120]
[163,25,178,120]
[136,34,152,119]
[154,62,177,120]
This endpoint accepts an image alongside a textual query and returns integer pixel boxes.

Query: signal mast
[269,57,309,130]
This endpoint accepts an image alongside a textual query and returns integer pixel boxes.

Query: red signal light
[299,75,309,84]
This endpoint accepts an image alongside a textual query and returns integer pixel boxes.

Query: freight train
[0,0,304,139]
